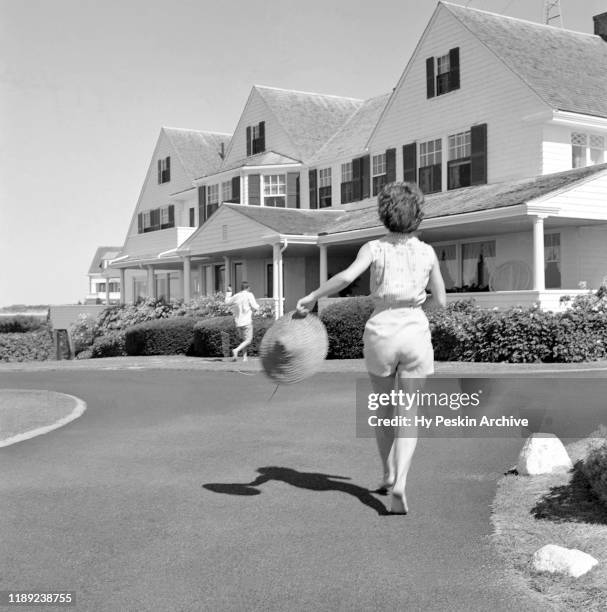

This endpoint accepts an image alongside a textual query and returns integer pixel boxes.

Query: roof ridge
[161,126,232,136]
[254,84,364,102]
[441,1,600,38]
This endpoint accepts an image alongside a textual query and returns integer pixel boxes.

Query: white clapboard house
[111,2,607,314]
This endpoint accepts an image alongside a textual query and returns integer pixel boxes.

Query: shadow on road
[203,466,390,515]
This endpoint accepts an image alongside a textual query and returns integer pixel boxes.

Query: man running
[225,281,260,361]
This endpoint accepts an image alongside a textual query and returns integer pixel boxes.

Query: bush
[192,316,273,357]
[0,330,53,362]
[124,318,197,356]
[580,443,607,508]
[70,314,97,355]
[320,297,375,359]
[0,315,43,334]
[90,332,127,358]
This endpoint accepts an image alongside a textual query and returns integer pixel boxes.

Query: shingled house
[111,2,607,314]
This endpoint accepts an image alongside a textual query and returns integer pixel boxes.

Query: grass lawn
[492,431,607,611]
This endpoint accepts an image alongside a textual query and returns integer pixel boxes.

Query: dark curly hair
[377,181,424,233]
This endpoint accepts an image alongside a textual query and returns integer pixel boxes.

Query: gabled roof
[88,247,122,275]
[310,93,391,164]
[211,151,301,176]
[254,86,364,161]
[162,128,231,181]
[443,2,607,118]
[324,163,607,235]
[221,204,344,235]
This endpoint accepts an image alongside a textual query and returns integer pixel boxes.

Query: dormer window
[246,121,265,156]
[157,156,170,184]
[426,48,460,98]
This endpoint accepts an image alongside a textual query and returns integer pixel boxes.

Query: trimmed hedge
[0,330,53,362]
[124,318,197,356]
[193,316,274,357]
[0,315,43,334]
[580,443,607,508]
[320,297,375,359]
[91,332,127,358]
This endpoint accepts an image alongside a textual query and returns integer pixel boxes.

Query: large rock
[517,433,573,475]
[532,544,598,578]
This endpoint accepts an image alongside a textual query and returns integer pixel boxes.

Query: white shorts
[363,306,434,378]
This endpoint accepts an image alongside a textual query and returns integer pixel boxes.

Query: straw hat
[259,311,329,384]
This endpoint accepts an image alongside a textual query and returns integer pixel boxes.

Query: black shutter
[157,160,162,183]
[165,156,171,182]
[470,123,487,185]
[385,148,396,183]
[246,126,252,156]
[231,176,240,203]
[259,121,265,152]
[287,172,299,208]
[402,143,417,183]
[189,207,195,227]
[168,204,174,226]
[198,186,206,226]
[361,155,370,199]
[352,158,362,201]
[340,182,348,204]
[426,57,435,98]
[432,163,442,193]
[449,47,460,91]
[309,169,318,209]
[137,212,143,233]
[248,174,260,205]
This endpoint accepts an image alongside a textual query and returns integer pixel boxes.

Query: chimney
[594,12,607,42]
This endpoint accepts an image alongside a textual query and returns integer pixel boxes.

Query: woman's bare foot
[389,490,408,514]
[232,349,239,362]
[374,476,394,495]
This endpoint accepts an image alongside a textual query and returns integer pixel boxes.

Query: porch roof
[324,164,607,235]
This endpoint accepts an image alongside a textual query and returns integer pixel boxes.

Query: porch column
[272,242,283,319]
[198,264,204,297]
[319,244,328,284]
[147,266,156,298]
[223,255,231,291]
[119,269,126,304]
[532,215,546,291]
[243,175,249,206]
[183,256,191,302]
[105,276,110,305]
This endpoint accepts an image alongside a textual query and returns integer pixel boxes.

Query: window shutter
[449,47,460,91]
[340,182,347,204]
[165,156,171,182]
[248,174,260,205]
[231,176,240,202]
[352,158,362,201]
[470,123,487,185]
[246,126,252,156]
[168,204,174,226]
[259,121,265,152]
[361,155,370,199]
[157,160,162,184]
[309,169,318,209]
[138,212,143,233]
[287,172,299,208]
[402,142,417,183]
[198,186,206,226]
[385,148,396,182]
[432,163,442,193]
[426,57,435,98]
[189,207,195,227]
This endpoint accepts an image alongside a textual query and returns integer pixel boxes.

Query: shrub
[320,297,375,359]
[90,332,127,358]
[192,316,273,357]
[70,314,97,355]
[579,442,607,508]
[124,317,197,356]
[0,330,53,362]
[0,315,43,334]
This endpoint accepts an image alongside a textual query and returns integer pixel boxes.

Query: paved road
[0,370,552,611]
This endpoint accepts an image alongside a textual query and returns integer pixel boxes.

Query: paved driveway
[0,369,552,611]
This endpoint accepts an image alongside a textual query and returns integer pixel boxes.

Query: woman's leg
[390,376,425,514]
[368,372,397,490]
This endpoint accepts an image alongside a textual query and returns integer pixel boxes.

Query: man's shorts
[237,323,253,343]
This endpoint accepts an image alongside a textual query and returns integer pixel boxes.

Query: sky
[0,0,604,306]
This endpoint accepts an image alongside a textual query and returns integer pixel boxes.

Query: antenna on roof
[544,0,563,28]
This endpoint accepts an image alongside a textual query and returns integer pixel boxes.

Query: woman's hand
[296,294,317,314]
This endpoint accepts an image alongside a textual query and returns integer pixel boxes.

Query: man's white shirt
[225,291,259,326]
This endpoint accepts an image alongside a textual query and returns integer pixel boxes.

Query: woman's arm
[297,243,373,313]
[424,253,447,310]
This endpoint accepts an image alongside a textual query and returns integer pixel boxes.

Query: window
[160,206,169,227]
[461,240,495,289]
[247,121,265,156]
[233,262,243,291]
[419,139,442,194]
[426,48,460,98]
[372,153,386,196]
[143,211,151,231]
[341,162,353,203]
[544,233,561,289]
[572,132,605,168]
[207,184,219,217]
[263,174,286,207]
[434,244,457,290]
[447,131,471,190]
[318,168,332,208]
[214,265,225,292]
[158,156,170,183]
[189,207,195,227]
[222,181,232,203]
